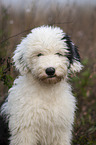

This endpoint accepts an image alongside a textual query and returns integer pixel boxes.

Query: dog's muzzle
[38,67,63,84]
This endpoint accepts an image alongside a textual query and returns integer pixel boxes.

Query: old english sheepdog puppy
[1,26,83,145]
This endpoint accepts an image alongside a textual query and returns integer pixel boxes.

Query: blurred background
[0,0,96,144]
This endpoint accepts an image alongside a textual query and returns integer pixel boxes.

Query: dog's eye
[55,53,63,56]
[37,53,43,57]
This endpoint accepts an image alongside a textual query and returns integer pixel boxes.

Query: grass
[71,59,96,145]
[0,57,14,89]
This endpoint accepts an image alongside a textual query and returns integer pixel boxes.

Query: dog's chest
[21,96,70,130]
[27,98,66,138]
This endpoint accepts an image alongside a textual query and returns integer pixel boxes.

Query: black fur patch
[62,34,80,64]
[0,115,10,145]
[0,101,10,145]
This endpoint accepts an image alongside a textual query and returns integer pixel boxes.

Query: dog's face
[13,26,82,84]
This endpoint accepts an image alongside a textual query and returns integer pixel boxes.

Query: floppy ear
[62,34,83,73]
[13,41,28,75]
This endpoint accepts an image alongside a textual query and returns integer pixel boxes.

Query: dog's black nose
[45,67,55,76]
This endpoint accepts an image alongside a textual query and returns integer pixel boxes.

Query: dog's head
[13,26,83,84]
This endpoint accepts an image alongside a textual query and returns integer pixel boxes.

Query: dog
[1,26,83,145]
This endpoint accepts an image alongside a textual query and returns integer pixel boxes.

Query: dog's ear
[13,42,28,75]
[62,34,83,73]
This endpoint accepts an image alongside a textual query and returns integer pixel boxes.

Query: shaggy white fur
[1,26,82,145]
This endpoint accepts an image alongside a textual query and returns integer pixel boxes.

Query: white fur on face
[29,53,69,84]
[25,40,69,84]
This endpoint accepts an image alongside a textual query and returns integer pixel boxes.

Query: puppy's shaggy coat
[1,26,82,145]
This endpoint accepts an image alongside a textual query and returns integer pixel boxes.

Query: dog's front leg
[9,127,37,145]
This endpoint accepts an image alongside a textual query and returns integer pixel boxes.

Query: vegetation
[0,1,96,144]
[71,59,96,145]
